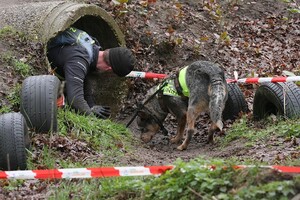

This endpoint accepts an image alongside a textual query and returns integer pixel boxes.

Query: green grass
[47,177,145,200]
[0,84,21,113]
[3,107,300,199]
[0,26,16,37]
[7,83,21,108]
[26,107,135,169]
[221,116,300,147]
[12,59,33,77]
[23,108,142,199]
[0,52,33,77]
[57,108,133,156]
[138,157,299,200]
[0,105,11,114]
[0,27,34,77]
[0,26,29,42]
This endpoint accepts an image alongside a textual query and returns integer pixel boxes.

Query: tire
[20,75,60,133]
[223,83,248,120]
[0,112,29,170]
[253,82,300,120]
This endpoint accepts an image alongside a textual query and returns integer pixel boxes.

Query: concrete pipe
[0,1,129,117]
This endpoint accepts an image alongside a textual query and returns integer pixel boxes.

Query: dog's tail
[208,75,228,131]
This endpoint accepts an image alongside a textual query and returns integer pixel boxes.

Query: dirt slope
[0,0,299,165]
[0,0,299,198]
[102,0,300,166]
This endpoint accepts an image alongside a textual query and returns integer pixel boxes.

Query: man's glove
[91,105,111,119]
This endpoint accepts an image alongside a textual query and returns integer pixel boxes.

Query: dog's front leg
[177,107,196,151]
[208,120,223,144]
[170,116,186,144]
[208,124,216,144]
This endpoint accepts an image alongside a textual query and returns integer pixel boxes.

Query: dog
[136,60,228,150]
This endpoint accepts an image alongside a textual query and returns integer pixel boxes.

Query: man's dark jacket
[47,27,100,115]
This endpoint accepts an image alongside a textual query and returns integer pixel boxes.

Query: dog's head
[136,109,161,143]
[135,85,169,143]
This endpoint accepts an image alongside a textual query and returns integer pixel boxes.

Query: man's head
[103,47,135,77]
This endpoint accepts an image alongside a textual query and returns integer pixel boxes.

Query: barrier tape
[126,71,300,84]
[233,76,300,83]
[0,165,299,180]
[126,71,167,79]
[234,165,300,173]
[0,166,174,180]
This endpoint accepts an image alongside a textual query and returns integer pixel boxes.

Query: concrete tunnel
[0,1,130,117]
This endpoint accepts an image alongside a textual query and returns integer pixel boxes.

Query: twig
[187,186,203,199]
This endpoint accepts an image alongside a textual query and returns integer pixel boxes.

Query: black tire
[0,112,29,170]
[20,75,60,132]
[223,83,248,120]
[253,82,300,120]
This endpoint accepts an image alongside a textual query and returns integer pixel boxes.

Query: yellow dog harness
[161,66,190,97]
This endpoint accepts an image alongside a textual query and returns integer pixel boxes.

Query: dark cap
[109,47,135,77]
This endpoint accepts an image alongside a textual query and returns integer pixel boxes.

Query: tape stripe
[126,71,300,83]
[116,167,151,176]
[272,166,300,173]
[34,169,62,179]
[0,165,299,180]
[89,167,120,178]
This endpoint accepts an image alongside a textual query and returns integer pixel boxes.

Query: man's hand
[91,105,111,119]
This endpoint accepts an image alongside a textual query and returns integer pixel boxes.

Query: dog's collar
[178,66,190,97]
[158,79,180,97]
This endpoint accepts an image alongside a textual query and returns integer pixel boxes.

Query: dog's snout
[140,132,154,143]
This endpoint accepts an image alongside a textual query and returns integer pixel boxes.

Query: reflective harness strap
[126,81,169,136]
[178,66,190,97]
[161,67,189,98]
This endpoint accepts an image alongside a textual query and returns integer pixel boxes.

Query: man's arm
[62,45,110,119]
[64,54,92,115]
[84,74,96,108]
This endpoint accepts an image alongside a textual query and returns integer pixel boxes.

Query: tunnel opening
[60,15,121,50]
[0,1,129,117]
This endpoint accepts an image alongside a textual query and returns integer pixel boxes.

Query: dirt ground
[0,0,299,199]
[0,0,299,191]
[108,0,300,166]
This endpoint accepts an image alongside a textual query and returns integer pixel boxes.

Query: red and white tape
[126,71,300,84]
[235,76,300,84]
[0,166,174,180]
[234,165,300,173]
[126,71,167,79]
[0,165,299,180]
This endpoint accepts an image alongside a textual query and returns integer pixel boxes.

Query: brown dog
[136,61,228,150]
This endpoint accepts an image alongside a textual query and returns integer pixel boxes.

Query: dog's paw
[177,144,187,151]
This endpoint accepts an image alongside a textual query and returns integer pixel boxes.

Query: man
[47,27,135,119]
